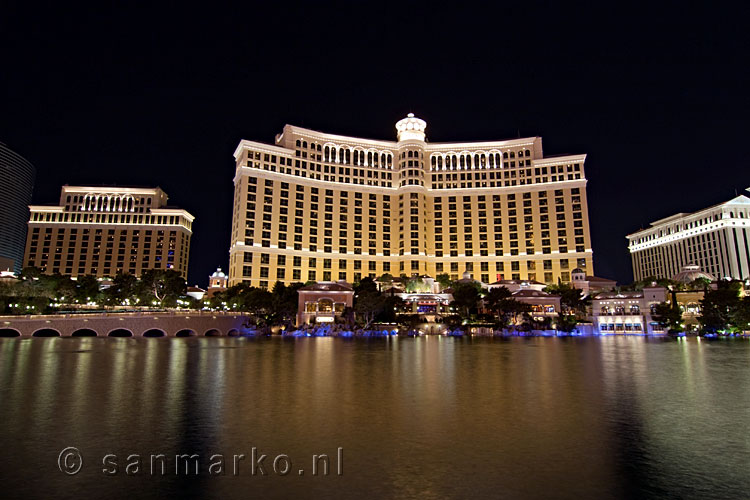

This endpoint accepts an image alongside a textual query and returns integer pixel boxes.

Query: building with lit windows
[0,142,36,273]
[229,114,594,288]
[23,186,194,279]
[627,191,750,281]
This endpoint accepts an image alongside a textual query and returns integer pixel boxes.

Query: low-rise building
[297,281,354,326]
[206,267,228,298]
[488,279,547,293]
[571,268,617,297]
[591,285,668,335]
[511,289,561,322]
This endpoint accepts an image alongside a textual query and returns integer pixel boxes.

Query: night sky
[2,2,749,286]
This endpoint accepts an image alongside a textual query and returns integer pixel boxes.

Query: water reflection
[0,337,748,499]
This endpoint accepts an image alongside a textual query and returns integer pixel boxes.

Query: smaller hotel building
[627,191,750,281]
[23,186,194,279]
[591,285,668,335]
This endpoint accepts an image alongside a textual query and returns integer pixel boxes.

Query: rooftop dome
[395,113,427,142]
[210,267,226,279]
[672,264,714,284]
[572,268,585,274]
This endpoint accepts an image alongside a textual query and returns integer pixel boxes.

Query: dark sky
[2,2,749,286]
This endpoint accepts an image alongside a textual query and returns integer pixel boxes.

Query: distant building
[627,191,750,281]
[591,285,668,335]
[570,267,617,296]
[296,281,354,326]
[487,279,547,293]
[23,186,194,279]
[511,289,561,322]
[206,267,228,298]
[186,286,206,301]
[0,142,35,273]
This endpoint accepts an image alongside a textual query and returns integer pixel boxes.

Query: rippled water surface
[1,336,749,499]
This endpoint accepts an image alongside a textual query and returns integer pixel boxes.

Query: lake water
[1,336,748,499]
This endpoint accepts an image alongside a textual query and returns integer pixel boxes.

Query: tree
[731,297,750,332]
[270,281,304,326]
[354,290,385,329]
[75,275,101,303]
[485,287,512,313]
[376,273,394,291]
[699,281,743,333]
[52,275,77,303]
[451,282,481,319]
[354,276,378,295]
[436,273,452,290]
[483,287,530,328]
[140,269,186,307]
[19,266,43,281]
[652,301,683,333]
[556,314,578,333]
[544,283,590,315]
[375,295,404,323]
[544,283,587,314]
[103,272,140,306]
[244,287,274,326]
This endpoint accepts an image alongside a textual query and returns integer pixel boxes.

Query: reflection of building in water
[592,285,667,335]
[296,281,354,325]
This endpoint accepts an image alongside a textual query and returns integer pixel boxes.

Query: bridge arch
[175,329,197,337]
[227,328,240,337]
[143,328,166,338]
[0,328,21,337]
[204,328,222,337]
[71,328,98,337]
[32,328,61,337]
[108,328,133,337]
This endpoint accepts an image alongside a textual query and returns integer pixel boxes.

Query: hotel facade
[228,115,593,288]
[24,186,194,279]
[627,192,750,281]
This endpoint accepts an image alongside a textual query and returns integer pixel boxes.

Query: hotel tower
[229,115,593,288]
[627,191,750,281]
[24,186,194,279]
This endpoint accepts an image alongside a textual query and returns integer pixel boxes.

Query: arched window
[318,299,333,313]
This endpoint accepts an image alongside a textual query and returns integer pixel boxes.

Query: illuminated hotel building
[229,114,593,288]
[627,192,750,281]
[24,186,194,279]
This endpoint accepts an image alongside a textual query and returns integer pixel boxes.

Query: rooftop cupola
[395,113,427,142]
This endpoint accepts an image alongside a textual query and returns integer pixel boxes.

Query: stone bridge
[0,311,255,337]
